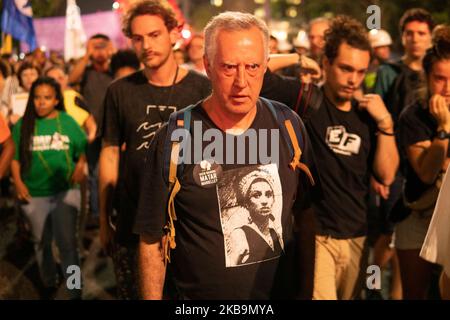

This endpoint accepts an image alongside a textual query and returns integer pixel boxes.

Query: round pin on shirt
[193,159,223,188]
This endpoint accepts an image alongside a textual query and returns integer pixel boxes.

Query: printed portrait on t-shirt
[217,164,284,267]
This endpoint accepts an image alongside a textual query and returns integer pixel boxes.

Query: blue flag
[1,0,37,50]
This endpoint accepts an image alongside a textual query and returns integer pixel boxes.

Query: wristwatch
[436,130,450,140]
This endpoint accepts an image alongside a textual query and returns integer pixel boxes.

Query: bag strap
[163,105,194,265]
[284,119,315,186]
[260,97,315,185]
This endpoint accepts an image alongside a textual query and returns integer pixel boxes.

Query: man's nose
[234,65,247,88]
[444,79,450,94]
[142,36,151,50]
[348,72,358,85]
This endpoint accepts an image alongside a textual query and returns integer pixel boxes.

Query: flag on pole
[64,0,87,62]
[1,0,37,51]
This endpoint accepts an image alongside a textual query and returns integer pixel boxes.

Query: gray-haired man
[134,11,320,300]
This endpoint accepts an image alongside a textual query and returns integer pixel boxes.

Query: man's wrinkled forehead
[214,28,265,51]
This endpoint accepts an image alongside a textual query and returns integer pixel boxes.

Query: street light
[210,0,223,7]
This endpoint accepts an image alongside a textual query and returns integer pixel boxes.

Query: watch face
[437,130,449,140]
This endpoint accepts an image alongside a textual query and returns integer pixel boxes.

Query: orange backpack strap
[259,97,316,186]
[162,105,195,265]
[284,119,315,186]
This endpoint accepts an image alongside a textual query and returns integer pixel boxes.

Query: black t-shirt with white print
[307,90,377,239]
[133,99,320,299]
[102,70,211,244]
[261,72,377,239]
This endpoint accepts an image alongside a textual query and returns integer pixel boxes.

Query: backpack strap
[260,97,315,186]
[162,104,194,265]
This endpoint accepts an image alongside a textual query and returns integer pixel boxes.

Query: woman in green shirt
[11,77,87,299]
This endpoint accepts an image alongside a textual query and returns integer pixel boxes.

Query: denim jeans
[21,189,81,299]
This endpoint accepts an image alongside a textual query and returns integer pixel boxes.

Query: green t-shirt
[12,111,87,197]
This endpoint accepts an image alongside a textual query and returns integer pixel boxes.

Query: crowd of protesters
[0,0,449,300]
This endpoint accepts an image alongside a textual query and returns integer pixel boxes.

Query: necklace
[34,112,73,182]
[166,65,179,109]
[148,65,180,122]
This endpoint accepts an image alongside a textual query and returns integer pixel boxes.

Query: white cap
[293,30,310,50]
[278,39,293,52]
[368,29,392,48]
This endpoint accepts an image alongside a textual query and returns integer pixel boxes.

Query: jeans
[21,189,81,299]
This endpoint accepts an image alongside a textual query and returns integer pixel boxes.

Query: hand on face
[86,39,95,59]
[430,94,450,132]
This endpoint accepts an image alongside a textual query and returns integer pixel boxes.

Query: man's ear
[401,32,406,48]
[169,27,180,46]
[322,56,330,70]
[203,55,212,78]
[263,57,269,73]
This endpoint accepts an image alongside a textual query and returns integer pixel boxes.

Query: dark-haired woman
[1,61,40,125]
[11,77,87,299]
[396,26,450,299]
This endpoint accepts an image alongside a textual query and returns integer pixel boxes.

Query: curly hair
[324,15,371,64]
[414,25,450,107]
[122,0,178,38]
[399,8,435,35]
[423,25,450,76]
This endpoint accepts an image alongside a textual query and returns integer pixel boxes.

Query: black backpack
[161,97,316,264]
[382,62,423,123]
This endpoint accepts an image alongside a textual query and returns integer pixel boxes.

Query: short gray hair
[204,11,269,63]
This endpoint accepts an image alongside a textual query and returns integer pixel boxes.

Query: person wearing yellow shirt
[46,66,97,143]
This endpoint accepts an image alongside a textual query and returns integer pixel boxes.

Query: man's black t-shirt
[307,92,376,238]
[80,66,113,128]
[102,70,211,244]
[133,99,320,299]
[399,102,450,203]
[261,72,377,239]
